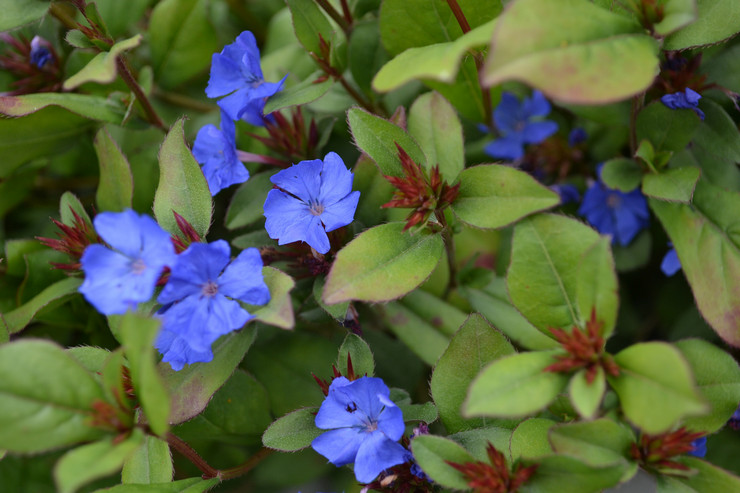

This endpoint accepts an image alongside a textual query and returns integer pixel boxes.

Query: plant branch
[445,0,471,33]
[314,0,352,36]
[218,448,275,481]
[437,211,458,299]
[166,432,219,479]
[116,56,166,131]
[236,150,290,167]
[153,88,217,113]
[49,3,79,30]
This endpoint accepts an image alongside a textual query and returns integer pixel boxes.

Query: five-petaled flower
[661,88,705,121]
[193,110,249,196]
[155,240,270,371]
[263,152,360,254]
[205,31,287,126]
[79,209,176,315]
[578,165,649,246]
[312,376,409,483]
[484,91,559,161]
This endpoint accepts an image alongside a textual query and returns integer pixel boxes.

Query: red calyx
[447,443,538,493]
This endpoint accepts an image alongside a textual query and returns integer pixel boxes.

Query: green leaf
[410,434,475,490]
[601,158,643,192]
[665,0,740,50]
[0,0,49,31]
[263,72,334,114]
[248,267,295,329]
[398,401,438,423]
[67,346,111,374]
[569,367,607,420]
[408,92,464,181]
[379,0,500,56]
[0,106,95,178]
[161,326,257,424]
[0,277,82,334]
[0,93,127,124]
[674,339,740,433]
[262,407,322,452]
[609,342,708,433]
[653,0,698,36]
[323,222,444,304]
[347,107,426,177]
[122,436,173,484]
[674,457,740,492]
[60,191,92,226]
[549,418,633,467]
[524,455,627,493]
[63,35,142,90]
[119,314,170,437]
[464,351,569,418]
[373,19,496,92]
[425,55,488,122]
[431,314,515,433]
[510,417,556,460]
[313,276,349,321]
[483,0,658,104]
[224,171,273,230]
[642,166,701,203]
[636,101,701,153]
[149,0,220,89]
[0,340,105,452]
[575,237,619,337]
[286,0,335,55]
[94,0,150,38]
[463,280,560,351]
[92,478,220,493]
[94,127,133,212]
[507,214,602,332]
[349,20,388,95]
[650,181,740,346]
[451,165,560,230]
[382,303,450,366]
[449,427,513,462]
[337,333,374,377]
[400,289,467,337]
[153,117,213,238]
[55,430,144,493]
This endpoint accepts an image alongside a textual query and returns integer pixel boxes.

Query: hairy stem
[153,89,217,113]
[314,0,352,36]
[49,3,79,30]
[116,57,166,131]
[445,0,492,124]
[166,432,219,479]
[218,448,275,481]
[437,211,458,299]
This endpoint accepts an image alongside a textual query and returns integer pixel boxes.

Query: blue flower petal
[522,90,551,117]
[303,215,331,253]
[217,247,270,305]
[155,326,214,371]
[311,427,364,467]
[320,191,360,232]
[205,53,244,98]
[217,87,252,122]
[688,436,707,458]
[484,134,525,161]
[493,92,521,133]
[353,432,409,483]
[522,120,558,145]
[264,190,314,244]
[661,248,681,276]
[79,246,137,314]
[158,241,231,305]
[270,159,323,202]
[318,152,355,206]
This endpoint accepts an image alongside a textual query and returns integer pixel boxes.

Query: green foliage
[642,166,701,203]
[665,0,740,49]
[0,277,81,334]
[636,101,701,153]
[94,127,134,212]
[121,436,173,485]
[262,407,322,452]
[0,0,48,31]
[286,0,335,55]
[548,419,634,467]
[382,302,450,365]
[601,158,643,192]
[408,91,464,179]
[249,267,296,329]
[410,434,474,489]
[0,93,128,124]
[64,35,142,90]
[337,333,374,377]
[263,72,334,113]
[569,367,607,420]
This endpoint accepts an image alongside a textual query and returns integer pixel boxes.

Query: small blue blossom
[29,36,52,68]
[263,152,360,254]
[661,88,705,121]
[205,31,287,126]
[155,240,270,371]
[687,436,707,458]
[551,183,580,204]
[661,244,681,276]
[484,91,559,161]
[728,404,740,430]
[79,209,176,315]
[312,376,408,483]
[193,110,249,196]
[568,127,587,147]
[578,166,649,246]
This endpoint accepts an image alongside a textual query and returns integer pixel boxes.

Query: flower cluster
[484,91,558,161]
[631,428,708,472]
[263,152,360,254]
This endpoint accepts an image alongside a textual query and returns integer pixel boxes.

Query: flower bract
[155,240,270,371]
[205,31,287,126]
[484,90,558,161]
[79,209,176,315]
[263,152,360,254]
[311,376,408,483]
[578,166,649,246]
[193,110,249,195]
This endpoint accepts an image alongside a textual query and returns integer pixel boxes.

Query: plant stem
[236,150,290,167]
[49,3,78,30]
[314,0,352,36]
[153,89,217,113]
[629,93,644,155]
[338,76,378,115]
[166,433,219,479]
[218,448,275,480]
[339,0,353,24]
[445,0,492,124]
[116,56,166,132]
[437,211,458,299]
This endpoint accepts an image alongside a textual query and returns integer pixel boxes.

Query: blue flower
[568,127,587,147]
[728,403,740,430]
[193,110,249,196]
[551,183,580,204]
[661,88,705,121]
[484,91,559,161]
[661,244,681,276]
[30,36,52,68]
[578,166,649,246]
[205,31,287,126]
[79,210,176,315]
[155,240,270,371]
[263,152,360,254]
[688,436,707,458]
[312,376,408,483]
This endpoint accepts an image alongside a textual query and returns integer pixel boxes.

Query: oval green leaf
[410,434,475,490]
[262,407,322,452]
[94,127,133,212]
[0,93,126,124]
[408,92,464,180]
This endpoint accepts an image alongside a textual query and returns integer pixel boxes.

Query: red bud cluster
[631,427,706,472]
[447,443,538,493]
[0,33,61,95]
[37,207,101,272]
[250,106,319,165]
[544,309,620,383]
[312,353,362,397]
[171,211,202,253]
[382,143,460,231]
